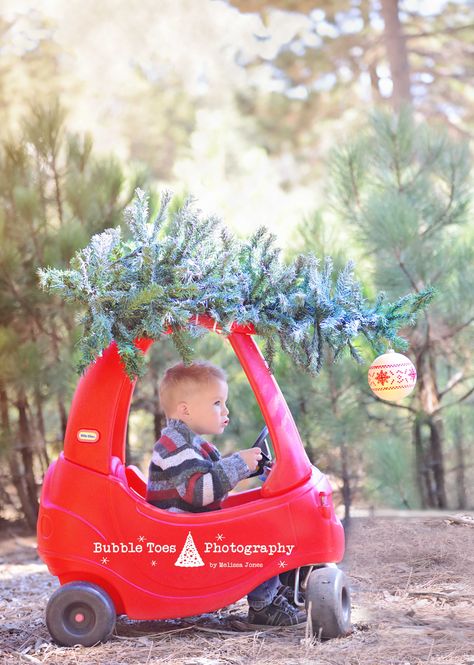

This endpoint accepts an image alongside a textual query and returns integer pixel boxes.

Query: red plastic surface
[38,318,345,620]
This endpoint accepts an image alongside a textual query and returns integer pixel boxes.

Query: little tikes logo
[77,429,100,442]
[93,531,295,570]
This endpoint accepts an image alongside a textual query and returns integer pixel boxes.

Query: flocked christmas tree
[38,188,433,379]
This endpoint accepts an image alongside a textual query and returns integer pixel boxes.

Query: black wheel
[305,566,352,639]
[46,581,116,646]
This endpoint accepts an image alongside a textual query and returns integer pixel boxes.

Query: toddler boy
[146,360,306,626]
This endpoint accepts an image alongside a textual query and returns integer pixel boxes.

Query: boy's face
[179,378,230,436]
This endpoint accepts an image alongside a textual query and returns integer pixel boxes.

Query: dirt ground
[1,515,474,665]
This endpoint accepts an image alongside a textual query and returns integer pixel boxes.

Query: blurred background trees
[0,0,473,528]
[0,102,148,527]
[330,109,473,510]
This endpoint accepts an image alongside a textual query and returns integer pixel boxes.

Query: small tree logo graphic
[174,531,205,567]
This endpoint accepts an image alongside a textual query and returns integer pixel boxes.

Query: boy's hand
[239,447,263,472]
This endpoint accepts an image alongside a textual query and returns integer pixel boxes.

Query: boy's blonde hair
[159,361,227,417]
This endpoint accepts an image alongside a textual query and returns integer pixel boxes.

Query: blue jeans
[247,575,280,610]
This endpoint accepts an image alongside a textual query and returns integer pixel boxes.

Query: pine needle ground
[1,516,473,665]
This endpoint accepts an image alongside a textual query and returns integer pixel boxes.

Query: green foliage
[39,188,432,379]
[330,108,472,296]
[366,436,421,509]
[0,100,149,455]
[329,108,474,369]
[328,107,474,511]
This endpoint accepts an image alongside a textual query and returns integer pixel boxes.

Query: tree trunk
[413,417,427,508]
[340,438,352,525]
[380,0,412,108]
[0,381,13,516]
[452,412,467,510]
[8,453,38,530]
[0,380,10,444]
[16,388,39,522]
[57,395,68,442]
[416,350,448,508]
[428,414,448,508]
[0,380,38,529]
[34,385,50,473]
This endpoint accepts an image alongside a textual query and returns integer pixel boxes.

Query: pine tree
[39,188,432,381]
[330,108,474,509]
[0,102,146,527]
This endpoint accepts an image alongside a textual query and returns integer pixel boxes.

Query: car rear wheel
[305,566,351,639]
[46,581,116,646]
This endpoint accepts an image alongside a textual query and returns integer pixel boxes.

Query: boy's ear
[176,401,190,417]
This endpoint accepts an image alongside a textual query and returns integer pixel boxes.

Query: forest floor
[1,514,474,665]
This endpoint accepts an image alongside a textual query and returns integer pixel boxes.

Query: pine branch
[38,188,432,379]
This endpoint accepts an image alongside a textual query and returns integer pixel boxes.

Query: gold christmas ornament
[368,350,417,402]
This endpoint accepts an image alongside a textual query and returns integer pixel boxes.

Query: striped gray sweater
[146,419,250,513]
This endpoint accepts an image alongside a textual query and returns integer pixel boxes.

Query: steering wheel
[248,425,272,478]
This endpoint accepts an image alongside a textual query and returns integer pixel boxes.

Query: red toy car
[37,316,351,646]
